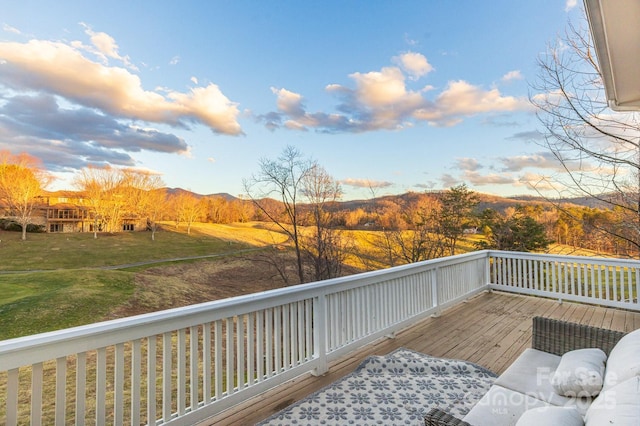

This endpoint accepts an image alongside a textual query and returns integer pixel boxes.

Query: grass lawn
[0,270,135,340]
[0,223,285,340]
[0,225,258,271]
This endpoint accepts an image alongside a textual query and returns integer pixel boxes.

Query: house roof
[584,0,640,111]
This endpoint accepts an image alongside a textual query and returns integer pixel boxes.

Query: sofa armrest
[532,316,626,356]
[424,408,471,426]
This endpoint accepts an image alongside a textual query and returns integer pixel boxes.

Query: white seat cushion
[584,376,640,425]
[551,348,606,397]
[463,385,551,426]
[516,406,584,426]
[603,328,640,391]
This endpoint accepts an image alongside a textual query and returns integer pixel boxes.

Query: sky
[0,0,586,200]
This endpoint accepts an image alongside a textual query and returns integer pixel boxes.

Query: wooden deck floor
[202,290,640,425]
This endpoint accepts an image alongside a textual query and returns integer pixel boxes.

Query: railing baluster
[203,323,212,401]
[114,343,125,425]
[76,352,86,426]
[265,309,273,377]
[147,335,157,424]
[189,325,199,411]
[32,362,43,426]
[247,313,255,385]
[55,357,66,425]
[289,302,297,365]
[214,320,223,398]
[96,348,107,425]
[613,266,618,301]
[256,311,265,381]
[274,307,281,374]
[226,318,234,395]
[177,328,186,415]
[6,368,19,426]
[162,332,172,422]
[131,339,141,426]
[237,315,245,389]
[282,305,290,370]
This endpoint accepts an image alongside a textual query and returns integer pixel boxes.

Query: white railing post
[431,268,440,317]
[485,252,492,288]
[312,294,328,376]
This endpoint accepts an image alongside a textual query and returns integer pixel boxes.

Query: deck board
[200,290,640,426]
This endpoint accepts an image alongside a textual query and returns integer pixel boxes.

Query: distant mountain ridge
[44,187,610,212]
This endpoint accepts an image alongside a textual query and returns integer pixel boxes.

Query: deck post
[430,268,440,317]
[312,294,328,376]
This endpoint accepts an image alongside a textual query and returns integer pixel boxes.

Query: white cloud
[263,53,530,132]
[499,152,565,172]
[414,80,531,126]
[0,38,243,135]
[392,52,433,79]
[271,87,306,117]
[207,157,216,163]
[341,178,393,188]
[501,70,523,82]
[190,76,198,84]
[79,23,137,70]
[565,0,577,12]
[462,170,518,186]
[170,56,180,65]
[456,157,482,172]
[2,23,21,35]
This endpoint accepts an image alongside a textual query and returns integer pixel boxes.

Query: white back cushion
[516,406,583,426]
[585,376,640,425]
[603,328,640,390]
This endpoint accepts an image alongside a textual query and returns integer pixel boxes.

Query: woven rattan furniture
[424,316,628,426]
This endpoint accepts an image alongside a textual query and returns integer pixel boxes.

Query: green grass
[0,227,251,271]
[0,224,276,340]
[0,270,136,340]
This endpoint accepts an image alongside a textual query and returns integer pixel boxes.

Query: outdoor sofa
[425,316,640,426]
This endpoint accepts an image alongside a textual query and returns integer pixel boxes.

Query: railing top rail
[0,250,490,367]
[487,250,640,267]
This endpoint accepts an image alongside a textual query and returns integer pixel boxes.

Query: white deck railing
[488,251,640,310]
[1,250,639,425]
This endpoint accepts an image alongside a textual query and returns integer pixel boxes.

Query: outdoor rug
[257,348,497,426]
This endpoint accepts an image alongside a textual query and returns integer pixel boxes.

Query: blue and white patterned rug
[257,348,497,426]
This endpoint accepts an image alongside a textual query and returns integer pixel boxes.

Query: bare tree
[301,163,348,280]
[243,146,346,284]
[170,192,204,234]
[0,151,51,240]
[74,166,125,237]
[122,169,166,240]
[531,19,640,255]
[379,194,446,265]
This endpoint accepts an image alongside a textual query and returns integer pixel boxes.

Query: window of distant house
[123,223,134,231]
[58,197,67,203]
[50,224,62,232]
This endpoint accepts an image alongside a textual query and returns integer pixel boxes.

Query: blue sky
[0,0,584,200]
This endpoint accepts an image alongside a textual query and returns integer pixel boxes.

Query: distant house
[1,190,146,234]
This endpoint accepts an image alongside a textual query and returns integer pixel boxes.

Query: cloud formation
[0,93,188,171]
[261,51,530,132]
[0,25,243,176]
[341,178,394,189]
[501,70,523,82]
[0,39,242,135]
